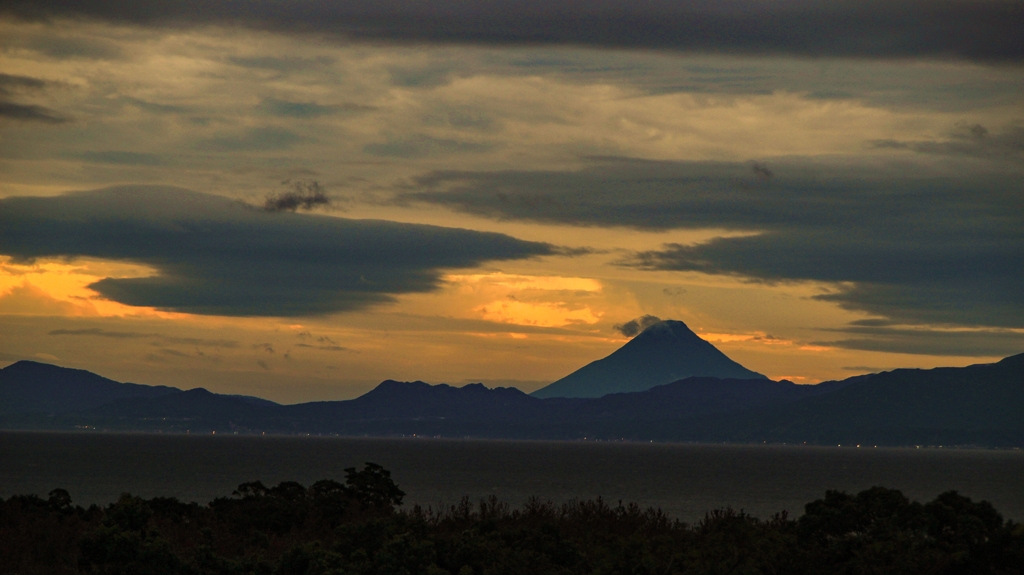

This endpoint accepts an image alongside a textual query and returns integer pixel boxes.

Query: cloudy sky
[1,0,1021,402]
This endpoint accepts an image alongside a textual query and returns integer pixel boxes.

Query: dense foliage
[2,463,1022,575]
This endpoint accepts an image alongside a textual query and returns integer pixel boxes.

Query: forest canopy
[1,463,1022,575]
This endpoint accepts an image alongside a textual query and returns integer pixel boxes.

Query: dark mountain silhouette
[0,360,180,415]
[1,353,1021,446]
[707,353,1024,447]
[285,381,546,422]
[566,376,850,423]
[84,387,277,420]
[532,319,767,398]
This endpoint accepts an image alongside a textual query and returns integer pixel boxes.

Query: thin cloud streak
[0,101,69,123]
[48,328,239,348]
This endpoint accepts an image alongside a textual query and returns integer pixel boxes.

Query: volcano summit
[531,320,767,398]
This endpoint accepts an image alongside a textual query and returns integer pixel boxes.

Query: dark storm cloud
[0,186,557,316]
[614,315,662,337]
[0,101,69,123]
[401,157,1024,332]
[4,0,1021,63]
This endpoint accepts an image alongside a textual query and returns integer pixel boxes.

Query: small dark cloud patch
[751,162,773,180]
[429,106,495,131]
[49,328,139,339]
[663,287,687,297]
[296,343,348,352]
[22,34,123,60]
[0,73,48,96]
[550,246,600,258]
[868,123,1024,160]
[614,314,662,337]
[259,97,374,118]
[842,366,893,373]
[0,185,557,316]
[813,326,1024,358]
[229,55,335,72]
[849,318,898,327]
[198,126,304,152]
[48,327,238,347]
[78,151,164,166]
[364,135,493,158]
[264,181,332,212]
[3,1,1020,63]
[121,96,189,114]
[0,101,69,123]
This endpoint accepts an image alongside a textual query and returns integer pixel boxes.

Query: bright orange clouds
[0,257,179,318]
[445,273,603,327]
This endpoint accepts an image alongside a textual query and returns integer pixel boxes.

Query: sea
[2,431,1022,523]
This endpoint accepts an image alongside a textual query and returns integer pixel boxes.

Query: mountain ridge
[1,353,1021,446]
[0,360,181,415]
[532,320,767,398]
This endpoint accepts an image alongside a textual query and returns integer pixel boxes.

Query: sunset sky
[1,1,1021,403]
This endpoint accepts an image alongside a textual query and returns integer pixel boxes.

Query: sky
[0,0,1021,403]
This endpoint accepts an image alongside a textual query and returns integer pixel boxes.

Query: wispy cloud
[613,315,662,337]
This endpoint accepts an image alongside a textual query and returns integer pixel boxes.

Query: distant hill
[0,360,180,415]
[532,320,767,398]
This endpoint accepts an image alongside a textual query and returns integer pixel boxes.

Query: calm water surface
[2,431,1022,523]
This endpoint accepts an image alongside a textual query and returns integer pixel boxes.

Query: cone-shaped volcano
[531,320,767,398]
